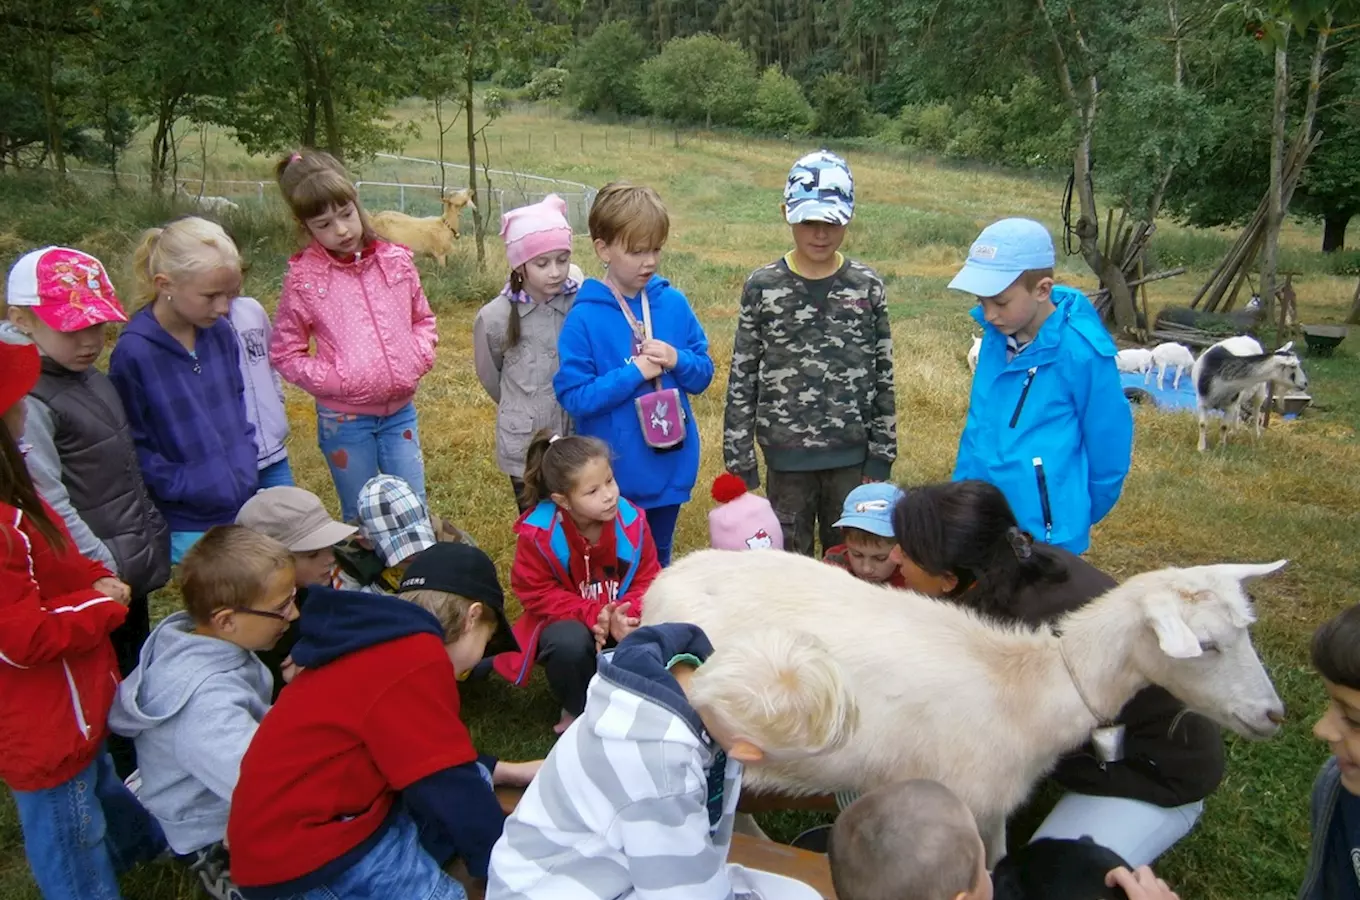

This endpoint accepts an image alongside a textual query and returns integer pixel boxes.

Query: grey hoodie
[107,611,273,854]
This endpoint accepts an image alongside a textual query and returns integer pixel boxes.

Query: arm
[170,680,265,801]
[1073,352,1134,523]
[553,313,650,419]
[268,276,338,396]
[471,307,504,403]
[22,399,119,575]
[403,762,507,877]
[410,272,439,374]
[863,277,897,482]
[224,329,257,451]
[510,536,603,628]
[667,299,714,396]
[617,791,737,900]
[722,280,762,488]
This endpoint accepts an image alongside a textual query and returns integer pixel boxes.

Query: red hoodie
[0,500,122,791]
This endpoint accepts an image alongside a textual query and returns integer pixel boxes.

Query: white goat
[1148,342,1195,391]
[1115,347,1153,376]
[1192,337,1307,452]
[966,336,982,372]
[641,549,1286,863]
[176,182,240,213]
[371,188,475,267]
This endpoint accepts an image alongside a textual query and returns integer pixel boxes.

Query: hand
[493,759,543,787]
[634,356,664,380]
[1105,866,1179,900]
[608,601,641,643]
[593,605,612,652]
[93,577,131,606]
[640,339,678,370]
[861,475,879,484]
[280,656,303,684]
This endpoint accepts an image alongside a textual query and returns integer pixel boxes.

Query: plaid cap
[357,475,436,566]
[784,150,855,225]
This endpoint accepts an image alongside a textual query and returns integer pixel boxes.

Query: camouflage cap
[784,150,855,225]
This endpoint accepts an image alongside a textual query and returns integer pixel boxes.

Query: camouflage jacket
[723,257,897,486]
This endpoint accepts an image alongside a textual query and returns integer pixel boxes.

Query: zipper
[63,660,92,739]
[1033,457,1053,543]
[357,264,400,390]
[1009,367,1038,428]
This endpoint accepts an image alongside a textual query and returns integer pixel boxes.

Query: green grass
[2,102,1359,899]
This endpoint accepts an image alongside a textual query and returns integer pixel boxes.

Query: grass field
[2,101,1359,899]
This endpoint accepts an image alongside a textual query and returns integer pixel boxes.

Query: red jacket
[0,500,122,791]
[494,499,659,686]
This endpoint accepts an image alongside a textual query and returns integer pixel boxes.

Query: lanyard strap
[608,282,662,391]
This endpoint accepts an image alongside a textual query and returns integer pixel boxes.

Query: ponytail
[132,216,241,310]
[505,269,525,348]
[275,148,374,243]
[520,429,611,510]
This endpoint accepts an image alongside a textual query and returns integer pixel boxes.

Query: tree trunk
[1348,275,1360,325]
[41,46,65,176]
[434,94,447,194]
[465,58,486,267]
[1323,212,1350,253]
[1261,40,1288,330]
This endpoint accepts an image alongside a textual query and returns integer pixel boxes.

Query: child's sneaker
[184,842,244,900]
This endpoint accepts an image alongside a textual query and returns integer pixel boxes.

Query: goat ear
[1212,559,1288,582]
[1146,598,1204,659]
[1275,341,1295,355]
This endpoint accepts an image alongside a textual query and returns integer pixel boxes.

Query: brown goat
[371,188,475,267]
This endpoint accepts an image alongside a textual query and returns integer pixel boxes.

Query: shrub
[483,87,508,120]
[751,66,813,136]
[564,21,650,117]
[492,62,533,89]
[526,67,568,101]
[639,34,757,128]
[810,72,870,138]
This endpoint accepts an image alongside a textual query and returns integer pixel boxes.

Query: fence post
[257,183,264,202]
[605,131,609,151]
[580,133,584,152]
[400,185,406,212]
[554,132,558,151]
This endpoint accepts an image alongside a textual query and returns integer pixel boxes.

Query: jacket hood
[592,623,714,745]
[971,285,1116,363]
[108,611,261,735]
[575,273,674,308]
[124,304,201,357]
[289,586,445,669]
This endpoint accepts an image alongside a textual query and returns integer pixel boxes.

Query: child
[110,216,260,563]
[270,149,438,522]
[487,623,857,899]
[723,149,897,558]
[1300,603,1360,898]
[495,431,661,735]
[824,482,909,587]
[473,193,584,511]
[553,182,714,567]
[230,294,293,488]
[5,246,172,778]
[226,543,538,900]
[707,472,783,551]
[0,331,166,899]
[108,525,297,900]
[947,218,1132,555]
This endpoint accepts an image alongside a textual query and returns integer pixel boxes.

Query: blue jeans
[171,531,208,564]
[280,813,464,900]
[10,749,166,900]
[317,402,427,522]
[258,456,296,489]
[644,504,682,567]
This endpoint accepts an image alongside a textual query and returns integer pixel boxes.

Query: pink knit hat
[708,474,784,552]
[500,194,573,270]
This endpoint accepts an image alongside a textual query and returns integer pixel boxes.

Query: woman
[890,480,1224,868]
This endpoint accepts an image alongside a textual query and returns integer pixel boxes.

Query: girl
[473,193,583,511]
[270,149,437,522]
[891,480,1224,868]
[0,330,166,899]
[5,245,171,779]
[494,430,660,733]
[553,182,714,566]
[110,217,259,564]
[229,293,293,489]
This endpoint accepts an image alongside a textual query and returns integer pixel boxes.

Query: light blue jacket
[953,286,1132,554]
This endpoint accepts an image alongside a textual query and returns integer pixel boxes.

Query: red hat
[0,331,41,417]
[6,246,128,333]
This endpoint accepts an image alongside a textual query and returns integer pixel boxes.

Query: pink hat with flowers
[500,194,573,270]
[6,247,128,333]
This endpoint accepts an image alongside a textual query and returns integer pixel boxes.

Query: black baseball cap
[399,543,519,657]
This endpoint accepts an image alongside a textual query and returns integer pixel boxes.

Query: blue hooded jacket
[553,275,714,509]
[953,286,1132,554]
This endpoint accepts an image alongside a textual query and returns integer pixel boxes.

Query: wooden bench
[495,786,837,899]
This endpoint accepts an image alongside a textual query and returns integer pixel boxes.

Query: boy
[488,623,857,899]
[1300,603,1360,899]
[236,486,358,697]
[6,246,171,778]
[226,542,537,900]
[823,482,908,587]
[723,149,897,558]
[948,218,1132,555]
[108,525,297,900]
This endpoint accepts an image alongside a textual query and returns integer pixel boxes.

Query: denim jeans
[278,813,465,900]
[643,504,682,567]
[10,749,167,900]
[317,402,427,522]
[257,456,296,489]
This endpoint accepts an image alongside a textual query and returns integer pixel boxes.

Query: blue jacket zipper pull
[1033,456,1053,542]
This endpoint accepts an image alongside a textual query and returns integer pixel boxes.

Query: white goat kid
[1115,348,1154,377]
[1148,342,1195,391]
[176,182,240,213]
[1192,337,1307,452]
[967,336,982,373]
[641,549,1286,865]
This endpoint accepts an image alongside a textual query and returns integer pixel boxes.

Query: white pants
[1028,792,1205,868]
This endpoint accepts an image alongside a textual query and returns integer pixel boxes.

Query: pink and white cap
[6,246,128,333]
[500,194,573,270]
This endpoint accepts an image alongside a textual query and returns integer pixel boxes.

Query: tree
[810,71,870,137]
[751,65,814,134]
[564,20,651,116]
[639,33,757,128]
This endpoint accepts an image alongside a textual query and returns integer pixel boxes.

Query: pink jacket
[270,241,438,416]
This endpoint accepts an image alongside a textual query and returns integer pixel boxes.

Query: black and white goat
[1192,337,1307,452]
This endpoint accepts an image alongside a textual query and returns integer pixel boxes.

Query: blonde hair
[398,588,484,643]
[132,216,241,308]
[275,149,375,240]
[180,525,295,624]
[687,627,857,758]
[588,182,670,252]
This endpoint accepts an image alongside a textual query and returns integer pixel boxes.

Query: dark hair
[506,269,525,348]
[1312,605,1360,690]
[892,481,1068,623]
[1,423,67,551]
[520,429,611,509]
[275,149,376,243]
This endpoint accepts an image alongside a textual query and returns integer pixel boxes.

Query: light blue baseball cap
[832,483,905,539]
[784,150,855,225]
[947,218,1056,298]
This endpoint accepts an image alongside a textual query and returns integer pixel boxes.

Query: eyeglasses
[229,591,298,622]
